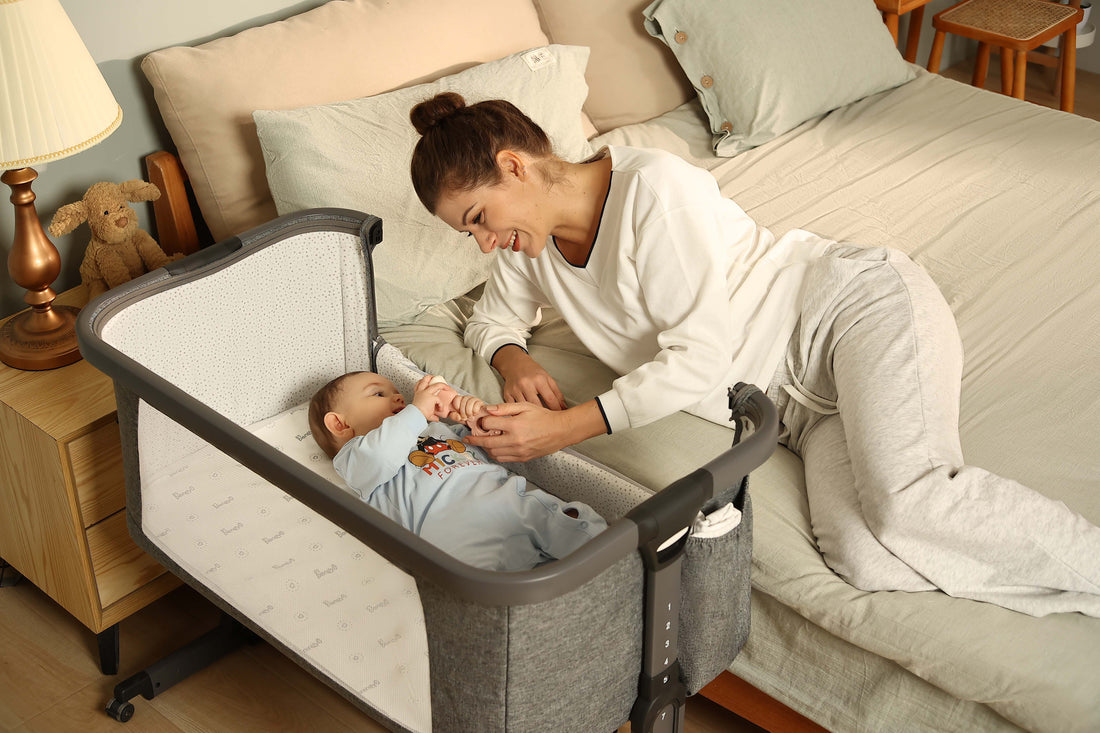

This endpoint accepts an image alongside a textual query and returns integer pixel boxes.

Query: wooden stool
[876,0,937,62]
[927,0,1083,112]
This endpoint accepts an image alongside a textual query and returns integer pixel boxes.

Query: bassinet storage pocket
[678,479,752,695]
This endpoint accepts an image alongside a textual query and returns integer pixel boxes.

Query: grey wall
[4,0,1089,318]
[0,0,327,318]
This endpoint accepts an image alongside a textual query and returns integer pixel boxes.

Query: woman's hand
[491,344,566,410]
[464,399,607,462]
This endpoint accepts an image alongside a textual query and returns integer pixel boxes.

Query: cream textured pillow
[643,0,916,156]
[254,45,593,326]
[140,0,550,243]
[533,0,695,133]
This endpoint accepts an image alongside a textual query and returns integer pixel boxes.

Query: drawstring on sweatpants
[782,353,839,417]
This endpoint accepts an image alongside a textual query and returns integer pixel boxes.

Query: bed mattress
[382,69,1100,732]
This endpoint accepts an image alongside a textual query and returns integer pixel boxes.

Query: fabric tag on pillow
[522,47,556,71]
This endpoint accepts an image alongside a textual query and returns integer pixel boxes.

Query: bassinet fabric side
[417,552,644,732]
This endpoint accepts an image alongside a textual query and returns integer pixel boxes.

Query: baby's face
[335,373,407,436]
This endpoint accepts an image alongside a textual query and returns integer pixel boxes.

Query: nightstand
[0,286,179,674]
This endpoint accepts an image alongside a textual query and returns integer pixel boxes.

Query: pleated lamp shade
[0,0,122,169]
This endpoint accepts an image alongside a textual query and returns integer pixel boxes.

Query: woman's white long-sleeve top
[465,145,832,432]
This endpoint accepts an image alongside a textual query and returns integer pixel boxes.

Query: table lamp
[0,0,122,370]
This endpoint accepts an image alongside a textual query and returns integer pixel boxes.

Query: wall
[0,0,327,318]
[3,0,1060,318]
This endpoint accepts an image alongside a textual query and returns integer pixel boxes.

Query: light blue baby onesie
[333,406,607,571]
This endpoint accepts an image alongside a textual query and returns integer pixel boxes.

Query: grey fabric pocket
[677,478,752,694]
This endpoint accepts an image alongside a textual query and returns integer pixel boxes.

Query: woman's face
[435,158,550,259]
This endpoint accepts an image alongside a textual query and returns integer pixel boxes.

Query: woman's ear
[495,150,527,181]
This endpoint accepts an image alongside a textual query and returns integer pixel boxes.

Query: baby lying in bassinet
[309,372,607,571]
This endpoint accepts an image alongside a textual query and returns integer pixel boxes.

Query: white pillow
[254,45,593,326]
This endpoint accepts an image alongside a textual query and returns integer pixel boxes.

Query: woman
[408,92,1100,616]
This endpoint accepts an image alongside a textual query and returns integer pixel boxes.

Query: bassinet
[76,208,776,732]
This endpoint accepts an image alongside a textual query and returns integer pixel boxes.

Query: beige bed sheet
[381,69,1099,732]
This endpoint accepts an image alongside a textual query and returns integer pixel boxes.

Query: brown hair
[409,92,554,213]
[308,371,366,459]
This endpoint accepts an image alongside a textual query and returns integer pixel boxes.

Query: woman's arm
[466,257,567,409]
[463,399,608,462]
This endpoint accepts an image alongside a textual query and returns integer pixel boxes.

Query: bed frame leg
[104,612,255,723]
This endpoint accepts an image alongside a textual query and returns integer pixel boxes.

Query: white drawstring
[782,354,838,416]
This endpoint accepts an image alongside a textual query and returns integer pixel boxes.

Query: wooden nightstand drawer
[86,511,165,608]
[68,420,126,527]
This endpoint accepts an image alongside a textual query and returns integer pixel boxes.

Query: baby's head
[308,371,407,458]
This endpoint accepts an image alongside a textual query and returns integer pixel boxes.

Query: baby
[308,371,607,571]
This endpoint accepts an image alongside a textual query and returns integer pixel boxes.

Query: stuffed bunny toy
[49,180,182,299]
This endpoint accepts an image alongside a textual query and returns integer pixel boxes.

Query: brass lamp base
[1,167,83,371]
[0,303,82,370]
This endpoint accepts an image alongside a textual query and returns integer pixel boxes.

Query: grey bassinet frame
[77,209,776,732]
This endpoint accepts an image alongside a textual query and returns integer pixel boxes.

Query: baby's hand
[412,375,458,422]
[448,393,485,421]
[448,395,501,436]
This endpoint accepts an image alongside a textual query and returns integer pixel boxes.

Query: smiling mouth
[506,230,518,251]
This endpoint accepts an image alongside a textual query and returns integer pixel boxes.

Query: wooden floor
[942,55,1100,122]
[0,574,762,732]
[4,61,1099,733]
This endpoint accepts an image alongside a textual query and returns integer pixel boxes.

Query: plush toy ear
[118,179,161,203]
[48,201,89,237]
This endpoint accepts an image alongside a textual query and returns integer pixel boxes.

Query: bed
[130,0,1100,730]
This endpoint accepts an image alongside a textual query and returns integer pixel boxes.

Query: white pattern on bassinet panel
[137,345,657,731]
[139,398,432,732]
[100,229,374,446]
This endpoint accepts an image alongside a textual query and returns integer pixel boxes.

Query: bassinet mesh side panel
[100,226,373,444]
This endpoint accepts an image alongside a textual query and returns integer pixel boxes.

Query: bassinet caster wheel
[105,697,135,722]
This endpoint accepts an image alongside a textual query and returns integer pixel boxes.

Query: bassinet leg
[629,533,691,733]
[104,612,255,722]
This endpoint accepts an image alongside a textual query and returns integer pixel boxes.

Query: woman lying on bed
[407,91,1100,617]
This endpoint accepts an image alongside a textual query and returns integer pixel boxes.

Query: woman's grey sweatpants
[768,245,1100,617]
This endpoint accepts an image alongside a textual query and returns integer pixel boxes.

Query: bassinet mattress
[136,344,652,733]
[382,69,1100,732]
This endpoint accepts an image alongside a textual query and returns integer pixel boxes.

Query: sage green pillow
[254,45,592,326]
[643,0,916,156]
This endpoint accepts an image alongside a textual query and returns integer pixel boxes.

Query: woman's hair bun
[410,91,467,136]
